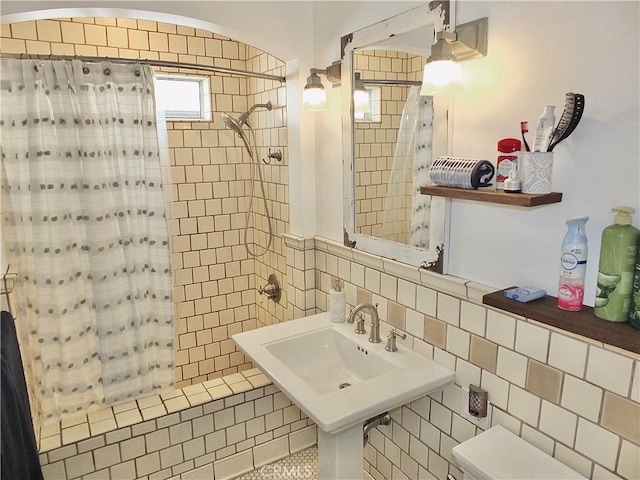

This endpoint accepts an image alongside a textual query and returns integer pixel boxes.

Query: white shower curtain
[380,86,433,248]
[0,58,174,422]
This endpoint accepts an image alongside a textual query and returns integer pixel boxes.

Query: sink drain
[339,383,351,389]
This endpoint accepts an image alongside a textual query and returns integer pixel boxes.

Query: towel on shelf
[1,310,44,480]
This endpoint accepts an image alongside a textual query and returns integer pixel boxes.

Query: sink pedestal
[318,424,363,480]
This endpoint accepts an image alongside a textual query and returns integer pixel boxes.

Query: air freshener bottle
[594,206,640,322]
[558,216,589,311]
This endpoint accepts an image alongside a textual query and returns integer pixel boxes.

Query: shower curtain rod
[361,78,421,86]
[1,53,286,83]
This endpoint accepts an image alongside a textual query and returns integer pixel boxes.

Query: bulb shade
[420,60,462,95]
[303,86,327,108]
[353,89,370,113]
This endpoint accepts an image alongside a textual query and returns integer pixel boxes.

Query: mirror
[342,2,454,273]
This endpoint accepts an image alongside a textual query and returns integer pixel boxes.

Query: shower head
[221,112,252,152]
[222,101,273,154]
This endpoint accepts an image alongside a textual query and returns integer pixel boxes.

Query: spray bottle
[594,206,640,322]
[557,216,589,311]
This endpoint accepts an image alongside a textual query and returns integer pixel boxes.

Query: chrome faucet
[347,303,381,343]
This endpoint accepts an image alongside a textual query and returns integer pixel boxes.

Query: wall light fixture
[353,72,371,114]
[421,17,488,95]
[302,61,342,110]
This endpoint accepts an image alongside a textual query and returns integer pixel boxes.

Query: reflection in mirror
[342,2,453,272]
[354,48,449,249]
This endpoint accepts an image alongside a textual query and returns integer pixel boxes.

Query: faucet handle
[385,329,407,352]
[354,314,366,334]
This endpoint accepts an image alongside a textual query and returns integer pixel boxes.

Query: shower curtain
[0,59,174,423]
[380,86,433,248]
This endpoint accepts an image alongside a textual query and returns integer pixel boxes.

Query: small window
[155,74,210,120]
[354,86,381,123]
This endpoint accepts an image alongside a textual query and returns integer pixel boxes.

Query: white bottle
[532,105,556,152]
[329,279,346,323]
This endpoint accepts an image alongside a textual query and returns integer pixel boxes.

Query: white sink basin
[265,327,396,394]
[233,312,455,434]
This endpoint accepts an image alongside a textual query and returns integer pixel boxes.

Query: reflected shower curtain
[0,59,174,422]
[380,86,433,248]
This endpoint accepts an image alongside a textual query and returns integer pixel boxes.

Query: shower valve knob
[258,274,281,302]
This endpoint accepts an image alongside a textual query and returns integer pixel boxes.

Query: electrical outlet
[460,387,492,430]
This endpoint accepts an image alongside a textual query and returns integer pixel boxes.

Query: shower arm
[239,101,273,125]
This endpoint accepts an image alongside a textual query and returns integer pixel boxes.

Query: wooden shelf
[421,185,562,207]
[483,288,640,354]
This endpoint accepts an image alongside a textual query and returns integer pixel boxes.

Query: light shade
[420,18,488,96]
[420,60,461,95]
[302,71,327,109]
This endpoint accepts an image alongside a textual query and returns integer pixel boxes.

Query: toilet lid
[452,425,585,480]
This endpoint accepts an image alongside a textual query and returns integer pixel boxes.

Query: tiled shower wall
[354,50,424,244]
[313,237,640,480]
[0,17,290,389]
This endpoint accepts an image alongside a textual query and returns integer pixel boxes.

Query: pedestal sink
[233,312,455,479]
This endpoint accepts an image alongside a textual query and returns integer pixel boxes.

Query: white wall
[312,0,640,304]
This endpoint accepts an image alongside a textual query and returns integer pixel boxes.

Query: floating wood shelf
[483,288,640,354]
[421,186,562,207]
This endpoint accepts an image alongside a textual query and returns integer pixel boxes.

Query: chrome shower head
[221,112,252,153]
[222,101,273,154]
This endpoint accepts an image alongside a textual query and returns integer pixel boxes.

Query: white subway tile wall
[314,237,639,480]
[37,369,316,480]
[1,17,291,390]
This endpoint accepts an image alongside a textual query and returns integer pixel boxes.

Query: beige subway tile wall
[1,17,289,389]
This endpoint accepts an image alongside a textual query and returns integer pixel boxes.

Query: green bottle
[594,206,640,322]
[629,243,640,329]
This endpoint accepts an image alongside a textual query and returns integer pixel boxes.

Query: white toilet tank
[452,425,585,480]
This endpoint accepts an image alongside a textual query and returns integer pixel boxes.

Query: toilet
[452,425,586,479]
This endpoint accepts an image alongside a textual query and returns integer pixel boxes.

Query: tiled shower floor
[236,446,373,480]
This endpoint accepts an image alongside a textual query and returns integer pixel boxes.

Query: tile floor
[237,447,317,479]
[236,446,374,480]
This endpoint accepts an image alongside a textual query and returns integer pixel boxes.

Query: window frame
[155,74,211,121]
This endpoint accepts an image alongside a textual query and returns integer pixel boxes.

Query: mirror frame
[341,1,455,273]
